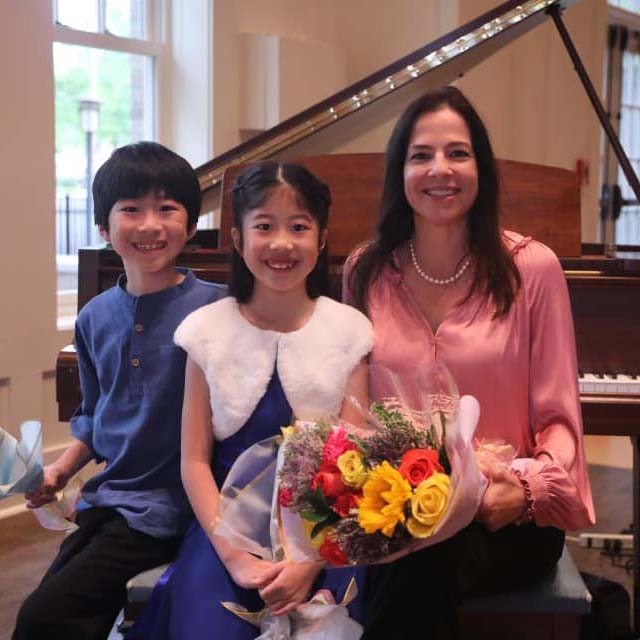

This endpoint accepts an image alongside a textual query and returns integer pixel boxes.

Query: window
[53,0,163,326]
[604,2,640,244]
[610,0,640,11]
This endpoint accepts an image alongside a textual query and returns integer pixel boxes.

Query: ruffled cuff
[509,457,594,529]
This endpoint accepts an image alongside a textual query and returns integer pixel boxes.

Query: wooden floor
[0,512,65,638]
[0,464,634,638]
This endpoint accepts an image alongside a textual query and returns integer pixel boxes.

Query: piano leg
[633,435,640,635]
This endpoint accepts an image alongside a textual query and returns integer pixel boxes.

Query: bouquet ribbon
[31,476,82,532]
[221,578,361,640]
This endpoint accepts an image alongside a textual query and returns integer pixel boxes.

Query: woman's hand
[227,553,284,591]
[25,464,69,508]
[476,465,526,532]
[258,561,324,616]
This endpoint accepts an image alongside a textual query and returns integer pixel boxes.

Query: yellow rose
[301,518,328,550]
[406,472,450,538]
[358,461,412,537]
[336,450,368,488]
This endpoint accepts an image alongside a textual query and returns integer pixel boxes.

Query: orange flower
[398,448,443,487]
[311,463,346,498]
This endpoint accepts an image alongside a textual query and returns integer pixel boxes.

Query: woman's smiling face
[403,106,478,231]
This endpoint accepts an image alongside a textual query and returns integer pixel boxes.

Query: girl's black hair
[92,141,201,230]
[349,86,520,318]
[230,161,331,303]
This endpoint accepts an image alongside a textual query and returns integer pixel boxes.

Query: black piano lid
[197,0,579,207]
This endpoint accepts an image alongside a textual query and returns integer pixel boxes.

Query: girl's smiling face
[232,183,326,297]
[403,106,478,231]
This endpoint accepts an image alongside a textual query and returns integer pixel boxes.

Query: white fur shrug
[174,296,373,440]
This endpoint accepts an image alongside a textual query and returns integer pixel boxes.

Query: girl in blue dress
[129,162,372,639]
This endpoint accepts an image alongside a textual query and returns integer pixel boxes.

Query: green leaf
[311,512,341,539]
[303,487,332,514]
[301,510,329,523]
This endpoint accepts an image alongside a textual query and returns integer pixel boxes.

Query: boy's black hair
[230,161,331,303]
[92,141,201,230]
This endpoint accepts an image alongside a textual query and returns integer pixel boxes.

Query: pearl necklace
[408,240,471,286]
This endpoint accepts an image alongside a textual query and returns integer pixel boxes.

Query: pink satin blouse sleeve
[343,232,595,531]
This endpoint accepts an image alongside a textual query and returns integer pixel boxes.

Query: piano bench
[119,547,590,638]
[119,564,170,633]
[457,546,591,640]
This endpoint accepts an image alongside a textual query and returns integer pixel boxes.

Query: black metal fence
[56,195,101,255]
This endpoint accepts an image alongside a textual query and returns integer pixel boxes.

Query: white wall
[0,4,71,438]
[211,0,457,154]
[0,0,75,516]
[332,0,458,83]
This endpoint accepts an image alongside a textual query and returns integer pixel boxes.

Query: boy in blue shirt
[13,142,226,640]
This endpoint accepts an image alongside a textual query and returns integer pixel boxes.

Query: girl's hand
[258,561,324,616]
[475,466,526,532]
[25,464,69,508]
[227,553,283,591]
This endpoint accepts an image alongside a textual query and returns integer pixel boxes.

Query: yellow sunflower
[357,461,412,537]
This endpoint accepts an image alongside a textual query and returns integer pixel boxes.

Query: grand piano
[55,0,640,631]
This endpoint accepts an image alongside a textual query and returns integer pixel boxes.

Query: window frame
[53,0,169,328]
[603,3,640,244]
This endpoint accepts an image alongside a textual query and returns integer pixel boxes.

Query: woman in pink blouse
[345,86,595,639]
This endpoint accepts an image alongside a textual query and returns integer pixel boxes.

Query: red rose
[278,486,294,507]
[311,463,346,498]
[319,536,348,566]
[332,491,361,517]
[322,428,358,465]
[398,448,443,487]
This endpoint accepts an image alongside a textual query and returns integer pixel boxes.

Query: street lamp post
[78,97,100,246]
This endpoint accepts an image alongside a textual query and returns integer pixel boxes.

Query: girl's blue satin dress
[128,370,365,639]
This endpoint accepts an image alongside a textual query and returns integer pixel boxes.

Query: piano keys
[579,374,640,396]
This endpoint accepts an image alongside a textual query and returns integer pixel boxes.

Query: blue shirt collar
[115,268,196,307]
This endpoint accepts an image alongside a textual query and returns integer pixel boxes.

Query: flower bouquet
[213,364,485,637]
[216,364,486,570]
[275,365,486,566]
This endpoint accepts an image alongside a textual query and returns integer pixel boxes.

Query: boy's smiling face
[100,191,195,295]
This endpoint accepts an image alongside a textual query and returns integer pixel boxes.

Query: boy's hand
[227,553,283,591]
[258,561,324,616]
[25,465,69,508]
